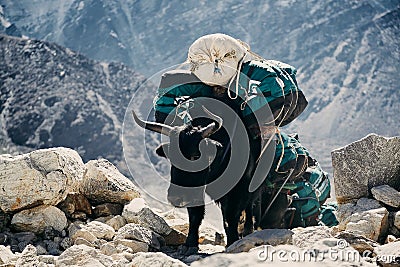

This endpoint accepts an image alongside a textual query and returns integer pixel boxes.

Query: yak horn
[131,110,172,136]
[201,106,223,138]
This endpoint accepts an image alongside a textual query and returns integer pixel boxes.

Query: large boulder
[0,147,85,212]
[81,159,140,204]
[331,134,400,204]
[11,205,68,234]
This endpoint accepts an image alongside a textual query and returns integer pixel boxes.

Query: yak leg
[179,205,205,255]
[222,205,241,246]
[243,203,254,236]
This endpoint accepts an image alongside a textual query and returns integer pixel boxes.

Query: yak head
[132,108,223,207]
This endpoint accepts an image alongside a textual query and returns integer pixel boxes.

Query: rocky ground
[0,133,399,266]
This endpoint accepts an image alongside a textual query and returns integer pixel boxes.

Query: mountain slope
[0,34,145,167]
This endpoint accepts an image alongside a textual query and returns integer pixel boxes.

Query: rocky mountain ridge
[0,34,145,169]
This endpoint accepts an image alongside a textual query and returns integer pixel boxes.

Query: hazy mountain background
[1,0,399,216]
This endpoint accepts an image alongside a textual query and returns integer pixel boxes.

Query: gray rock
[83,221,116,241]
[0,210,10,232]
[122,198,171,236]
[15,244,40,267]
[395,211,400,230]
[130,252,188,267]
[68,222,99,244]
[0,148,84,212]
[331,134,400,204]
[226,229,293,253]
[11,205,68,234]
[74,237,96,248]
[374,241,400,267]
[100,242,118,256]
[60,237,72,250]
[371,185,400,208]
[14,231,37,243]
[106,215,127,231]
[0,245,16,265]
[38,255,57,265]
[339,206,389,242]
[82,159,140,204]
[35,244,48,255]
[291,226,333,248]
[114,223,162,250]
[113,239,149,253]
[336,198,381,224]
[56,244,113,267]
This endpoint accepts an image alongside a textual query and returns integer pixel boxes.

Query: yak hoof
[178,245,199,256]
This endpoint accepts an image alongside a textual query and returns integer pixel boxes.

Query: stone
[371,185,400,208]
[114,239,149,253]
[70,211,87,220]
[345,209,388,242]
[394,211,400,230]
[129,252,188,267]
[122,198,171,236]
[84,221,115,241]
[100,242,118,256]
[14,231,37,243]
[43,226,61,240]
[93,203,123,217]
[0,245,16,265]
[44,239,61,256]
[226,229,293,253]
[60,237,72,250]
[56,244,114,267]
[0,233,8,245]
[38,255,57,265]
[114,223,162,250]
[386,235,397,243]
[331,134,400,204]
[374,241,400,267]
[35,244,48,255]
[11,205,68,234]
[164,228,187,246]
[105,215,127,231]
[335,231,378,254]
[291,226,333,248]
[0,147,85,212]
[82,159,140,204]
[0,210,10,232]
[336,198,381,223]
[58,192,92,217]
[68,223,99,243]
[337,199,389,241]
[15,244,40,266]
[74,237,95,248]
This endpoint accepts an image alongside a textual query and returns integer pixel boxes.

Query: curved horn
[131,110,172,136]
[201,106,223,138]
